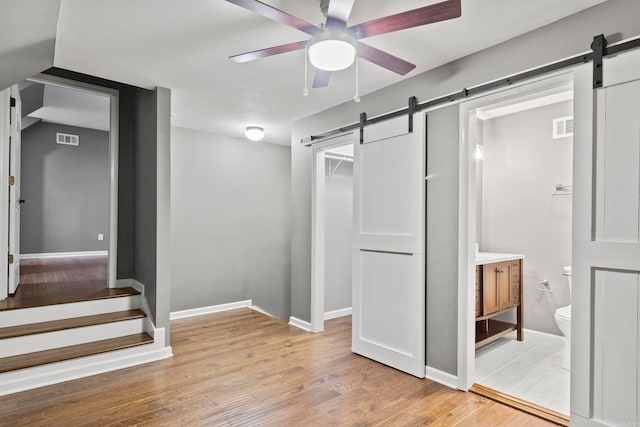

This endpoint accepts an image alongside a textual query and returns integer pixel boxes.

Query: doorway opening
[459,73,574,420]
[0,74,119,305]
[311,134,355,333]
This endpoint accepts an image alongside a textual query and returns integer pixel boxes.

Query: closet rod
[301,34,640,146]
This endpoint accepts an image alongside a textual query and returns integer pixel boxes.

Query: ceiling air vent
[552,116,574,139]
[56,132,79,146]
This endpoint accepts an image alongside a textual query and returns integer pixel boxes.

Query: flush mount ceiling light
[308,30,356,71]
[245,126,264,141]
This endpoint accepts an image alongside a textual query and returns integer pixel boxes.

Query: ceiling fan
[224,0,462,88]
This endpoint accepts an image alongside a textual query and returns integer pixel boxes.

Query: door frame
[310,132,355,333]
[23,74,120,288]
[457,71,576,390]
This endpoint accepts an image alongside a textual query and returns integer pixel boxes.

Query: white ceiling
[0,0,60,91]
[326,144,354,157]
[53,0,605,145]
[477,88,573,120]
[28,84,110,131]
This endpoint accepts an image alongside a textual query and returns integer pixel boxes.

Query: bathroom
[472,86,573,416]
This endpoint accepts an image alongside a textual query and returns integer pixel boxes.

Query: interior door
[0,88,9,300]
[8,85,20,295]
[572,50,640,426]
[352,115,425,378]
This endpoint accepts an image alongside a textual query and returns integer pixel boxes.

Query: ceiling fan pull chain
[303,45,309,96]
[353,54,360,103]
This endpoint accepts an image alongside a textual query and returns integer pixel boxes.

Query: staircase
[0,287,170,396]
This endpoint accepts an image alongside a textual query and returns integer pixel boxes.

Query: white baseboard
[170,300,252,320]
[115,279,153,325]
[425,366,459,389]
[288,316,311,332]
[0,341,172,397]
[250,305,276,319]
[324,307,352,320]
[20,251,108,260]
[523,327,563,341]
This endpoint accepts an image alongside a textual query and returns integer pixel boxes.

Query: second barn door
[352,114,425,378]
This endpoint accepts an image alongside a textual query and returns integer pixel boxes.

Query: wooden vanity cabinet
[482,261,516,315]
[475,258,523,349]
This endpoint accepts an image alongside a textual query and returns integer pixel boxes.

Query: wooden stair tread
[0,309,146,339]
[0,333,153,374]
[0,287,141,311]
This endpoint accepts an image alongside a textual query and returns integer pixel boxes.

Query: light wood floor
[0,309,554,426]
[0,256,108,310]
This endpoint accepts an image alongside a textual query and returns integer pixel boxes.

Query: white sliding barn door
[572,50,640,426]
[352,115,425,378]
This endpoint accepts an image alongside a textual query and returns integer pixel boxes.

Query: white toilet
[554,266,572,370]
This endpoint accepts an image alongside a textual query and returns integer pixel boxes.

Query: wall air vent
[56,133,79,146]
[552,116,574,139]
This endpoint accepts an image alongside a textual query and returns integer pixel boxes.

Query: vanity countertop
[476,252,525,265]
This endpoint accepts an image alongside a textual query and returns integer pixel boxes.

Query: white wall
[480,101,573,335]
[324,159,352,313]
[170,127,291,320]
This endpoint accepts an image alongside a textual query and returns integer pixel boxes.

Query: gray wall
[426,106,460,375]
[20,122,110,254]
[481,101,573,335]
[170,127,291,321]
[324,159,352,313]
[134,88,158,321]
[115,86,136,280]
[155,87,172,343]
[291,0,640,376]
[20,83,45,117]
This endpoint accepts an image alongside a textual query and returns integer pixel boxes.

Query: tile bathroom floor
[475,329,570,415]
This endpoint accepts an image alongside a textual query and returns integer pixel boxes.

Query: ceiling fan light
[245,126,264,141]
[309,31,356,71]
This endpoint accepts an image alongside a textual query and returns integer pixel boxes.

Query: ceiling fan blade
[224,0,320,36]
[326,0,356,28]
[348,0,461,39]
[230,40,307,63]
[357,42,416,75]
[312,70,331,88]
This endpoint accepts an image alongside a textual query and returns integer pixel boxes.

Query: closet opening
[310,134,354,333]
